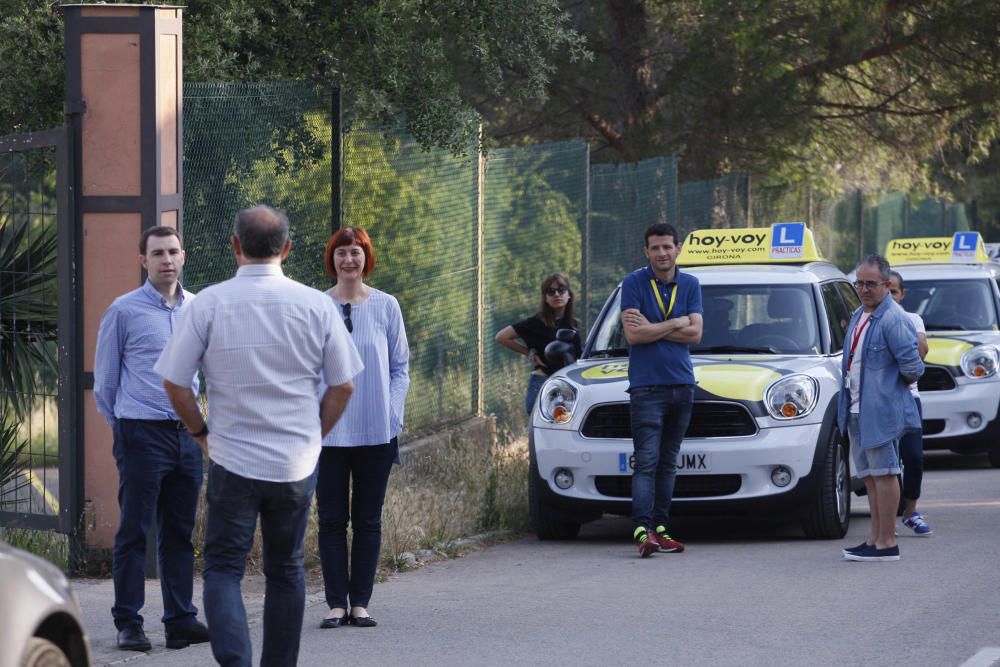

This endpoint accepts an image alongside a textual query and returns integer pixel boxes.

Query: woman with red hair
[495,273,581,415]
[315,226,410,629]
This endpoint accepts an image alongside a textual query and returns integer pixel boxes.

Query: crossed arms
[622,309,703,346]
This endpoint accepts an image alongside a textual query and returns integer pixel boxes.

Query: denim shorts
[848,413,901,478]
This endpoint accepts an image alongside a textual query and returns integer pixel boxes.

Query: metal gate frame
[0,126,82,549]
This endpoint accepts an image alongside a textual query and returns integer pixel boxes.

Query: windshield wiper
[589,347,629,358]
[693,345,781,354]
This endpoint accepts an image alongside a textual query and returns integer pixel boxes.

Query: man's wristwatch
[191,424,209,438]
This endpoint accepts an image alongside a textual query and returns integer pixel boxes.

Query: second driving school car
[529,223,859,540]
[884,232,1000,467]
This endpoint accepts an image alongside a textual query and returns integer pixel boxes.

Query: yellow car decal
[925,338,974,367]
[580,361,629,380]
[694,364,782,401]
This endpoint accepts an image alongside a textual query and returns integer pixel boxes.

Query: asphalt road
[78,451,1000,667]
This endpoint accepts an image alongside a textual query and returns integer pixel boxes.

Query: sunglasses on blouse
[341,303,353,333]
[545,285,569,296]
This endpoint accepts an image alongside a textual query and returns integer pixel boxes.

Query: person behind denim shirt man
[156,205,362,667]
[620,223,703,558]
[889,270,933,536]
[93,225,209,652]
[839,255,924,562]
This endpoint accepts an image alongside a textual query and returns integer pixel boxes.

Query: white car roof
[891,262,1000,281]
[686,261,846,286]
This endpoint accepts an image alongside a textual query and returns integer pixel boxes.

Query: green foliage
[482,1,1000,195]
[2,1,584,153]
[0,215,58,418]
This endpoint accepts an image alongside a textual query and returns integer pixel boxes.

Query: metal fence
[0,126,77,536]
[180,82,972,438]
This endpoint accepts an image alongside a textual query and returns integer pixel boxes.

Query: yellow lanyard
[650,279,677,320]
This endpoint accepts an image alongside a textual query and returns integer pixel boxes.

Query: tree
[0,0,586,156]
[478,1,1000,192]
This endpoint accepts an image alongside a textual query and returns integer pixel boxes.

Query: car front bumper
[920,378,1000,452]
[532,419,827,514]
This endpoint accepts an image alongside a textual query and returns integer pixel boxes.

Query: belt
[120,418,186,430]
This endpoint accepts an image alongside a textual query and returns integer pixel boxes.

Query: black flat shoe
[117,625,152,652]
[320,614,349,629]
[349,614,377,627]
[165,620,210,649]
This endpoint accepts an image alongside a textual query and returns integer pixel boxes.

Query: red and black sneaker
[633,527,658,558]
[652,526,685,553]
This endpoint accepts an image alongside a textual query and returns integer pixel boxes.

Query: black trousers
[314,441,396,610]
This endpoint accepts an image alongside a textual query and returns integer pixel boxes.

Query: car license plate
[619,452,712,472]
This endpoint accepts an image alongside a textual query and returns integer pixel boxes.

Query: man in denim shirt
[838,255,923,562]
[621,223,703,558]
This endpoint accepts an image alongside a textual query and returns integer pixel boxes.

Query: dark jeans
[525,374,547,415]
[629,385,695,530]
[900,398,924,501]
[111,419,202,631]
[203,462,316,667]
[315,442,396,610]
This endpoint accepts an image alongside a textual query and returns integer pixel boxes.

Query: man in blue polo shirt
[620,223,703,558]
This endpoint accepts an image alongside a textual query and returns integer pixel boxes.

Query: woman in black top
[495,273,582,414]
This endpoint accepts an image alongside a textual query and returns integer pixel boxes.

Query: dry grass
[188,419,529,580]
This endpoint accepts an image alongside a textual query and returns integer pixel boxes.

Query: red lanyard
[847,314,872,370]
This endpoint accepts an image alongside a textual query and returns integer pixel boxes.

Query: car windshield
[589,283,822,356]
[900,279,999,331]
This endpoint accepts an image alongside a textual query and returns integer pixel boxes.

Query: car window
[820,283,849,352]
[590,283,823,356]
[901,279,999,331]
[836,281,861,314]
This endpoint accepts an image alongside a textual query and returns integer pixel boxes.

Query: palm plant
[0,193,58,507]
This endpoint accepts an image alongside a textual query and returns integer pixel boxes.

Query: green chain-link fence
[182,82,973,439]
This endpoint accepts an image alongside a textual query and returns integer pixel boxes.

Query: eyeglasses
[341,303,353,333]
[853,280,884,291]
[545,285,569,296]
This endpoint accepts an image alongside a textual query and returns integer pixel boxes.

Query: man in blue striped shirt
[93,226,209,652]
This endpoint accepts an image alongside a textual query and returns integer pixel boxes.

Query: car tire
[19,637,71,667]
[801,428,850,539]
[987,445,1000,468]
[528,449,581,540]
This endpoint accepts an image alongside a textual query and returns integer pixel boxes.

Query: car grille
[581,401,758,439]
[595,475,742,498]
[918,367,956,392]
[922,419,945,436]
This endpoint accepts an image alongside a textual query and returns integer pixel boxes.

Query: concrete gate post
[62,4,183,569]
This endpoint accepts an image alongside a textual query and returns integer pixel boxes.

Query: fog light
[554,468,574,489]
[967,413,983,429]
[771,466,792,487]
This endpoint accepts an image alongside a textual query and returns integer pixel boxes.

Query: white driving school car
[884,232,1000,467]
[529,223,860,540]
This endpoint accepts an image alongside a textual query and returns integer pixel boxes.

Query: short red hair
[325,227,376,278]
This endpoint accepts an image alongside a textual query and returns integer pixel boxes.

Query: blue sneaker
[902,512,933,536]
[844,544,900,562]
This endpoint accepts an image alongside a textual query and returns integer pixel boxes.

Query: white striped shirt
[322,288,410,447]
[155,264,363,482]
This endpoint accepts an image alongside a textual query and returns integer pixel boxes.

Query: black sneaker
[844,544,900,562]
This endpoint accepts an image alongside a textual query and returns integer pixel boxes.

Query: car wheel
[528,449,581,540]
[987,444,1000,469]
[19,637,71,667]
[801,428,850,539]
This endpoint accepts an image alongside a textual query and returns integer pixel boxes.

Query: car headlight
[538,377,578,424]
[764,374,819,420]
[960,345,999,379]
